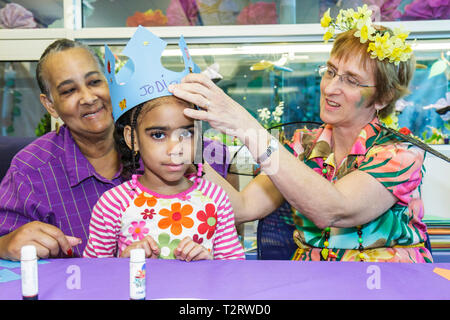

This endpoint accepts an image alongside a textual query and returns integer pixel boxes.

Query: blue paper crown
[105,25,200,122]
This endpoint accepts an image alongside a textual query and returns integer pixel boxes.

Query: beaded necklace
[319,161,365,261]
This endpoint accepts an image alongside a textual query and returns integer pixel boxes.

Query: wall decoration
[126,9,168,27]
[0,2,37,28]
[236,1,278,25]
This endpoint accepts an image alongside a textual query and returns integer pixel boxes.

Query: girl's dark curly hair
[114,103,143,180]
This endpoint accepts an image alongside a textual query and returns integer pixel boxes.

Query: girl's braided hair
[114,103,143,180]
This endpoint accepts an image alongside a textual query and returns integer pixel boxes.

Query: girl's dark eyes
[151,131,166,140]
[149,129,194,140]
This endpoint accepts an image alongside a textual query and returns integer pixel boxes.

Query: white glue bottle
[129,248,146,300]
[21,245,38,300]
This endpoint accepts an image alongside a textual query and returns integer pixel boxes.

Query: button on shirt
[0,126,123,257]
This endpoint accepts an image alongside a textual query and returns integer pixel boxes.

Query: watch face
[270,138,278,150]
[257,137,278,164]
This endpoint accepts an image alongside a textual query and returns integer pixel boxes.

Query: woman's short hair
[36,39,102,99]
[330,28,415,119]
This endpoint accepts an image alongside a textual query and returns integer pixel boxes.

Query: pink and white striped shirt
[83,175,244,260]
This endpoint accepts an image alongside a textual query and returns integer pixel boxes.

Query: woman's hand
[169,73,260,139]
[0,221,81,260]
[173,236,213,262]
[120,235,160,258]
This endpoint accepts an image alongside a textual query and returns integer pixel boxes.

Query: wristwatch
[256,136,279,164]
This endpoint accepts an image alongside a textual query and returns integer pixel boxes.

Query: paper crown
[105,25,200,122]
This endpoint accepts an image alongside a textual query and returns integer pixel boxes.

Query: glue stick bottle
[130,248,146,300]
[21,245,38,300]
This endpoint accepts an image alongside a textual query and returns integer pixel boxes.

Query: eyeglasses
[318,65,375,89]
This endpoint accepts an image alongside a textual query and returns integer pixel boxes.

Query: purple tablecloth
[1,258,449,300]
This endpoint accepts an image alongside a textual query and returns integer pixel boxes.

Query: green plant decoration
[35,113,51,137]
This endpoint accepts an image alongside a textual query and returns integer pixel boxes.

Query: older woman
[169,7,432,263]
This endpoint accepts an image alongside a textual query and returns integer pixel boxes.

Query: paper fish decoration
[250,56,293,72]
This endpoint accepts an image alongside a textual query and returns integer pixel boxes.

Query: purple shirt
[0,127,230,257]
[0,126,123,257]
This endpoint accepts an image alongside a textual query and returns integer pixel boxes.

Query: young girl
[83,95,245,261]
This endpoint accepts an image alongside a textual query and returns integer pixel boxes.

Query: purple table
[1,258,449,300]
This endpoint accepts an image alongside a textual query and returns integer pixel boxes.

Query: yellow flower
[390,47,403,62]
[320,8,332,28]
[357,4,372,20]
[368,32,391,61]
[393,27,410,41]
[323,27,335,43]
[344,8,355,20]
[335,10,343,25]
[380,32,391,44]
[368,41,385,60]
[403,43,412,54]
[355,21,375,43]
[380,112,399,129]
[321,5,413,65]
[343,9,358,29]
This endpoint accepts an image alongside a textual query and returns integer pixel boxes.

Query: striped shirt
[83,176,244,260]
[0,126,123,257]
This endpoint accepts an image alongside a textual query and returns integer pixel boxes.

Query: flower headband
[320,5,413,65]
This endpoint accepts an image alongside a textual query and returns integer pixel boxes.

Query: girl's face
[126,100,195,187]
[319,55,378,130]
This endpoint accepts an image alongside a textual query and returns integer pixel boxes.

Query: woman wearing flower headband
[169,5,433,263]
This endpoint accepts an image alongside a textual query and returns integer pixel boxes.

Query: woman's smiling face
[42,47,113,140]
[319,55,378,130]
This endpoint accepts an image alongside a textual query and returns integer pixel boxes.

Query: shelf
[74,20,450,44]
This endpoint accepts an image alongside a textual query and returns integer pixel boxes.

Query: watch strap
[256,136,278,164]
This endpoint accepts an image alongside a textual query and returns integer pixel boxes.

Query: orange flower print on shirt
[197,203,217,240]
[158,202,194,235]
[134,192,157,207]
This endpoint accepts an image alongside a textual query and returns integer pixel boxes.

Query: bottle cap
[21,245,37,261]
[130,248,145,262]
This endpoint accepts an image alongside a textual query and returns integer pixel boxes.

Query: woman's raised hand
[169,73,259,139]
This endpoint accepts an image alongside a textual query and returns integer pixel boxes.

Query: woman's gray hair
[36,39,103,100]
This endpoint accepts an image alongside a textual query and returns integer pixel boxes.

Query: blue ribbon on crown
[105,25,200,122]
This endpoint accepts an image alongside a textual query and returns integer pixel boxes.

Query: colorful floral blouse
[83,175,245,260]
[286,118,432,263]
